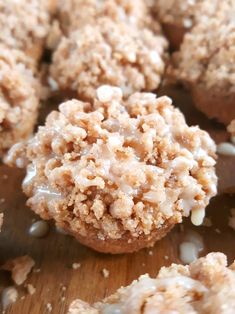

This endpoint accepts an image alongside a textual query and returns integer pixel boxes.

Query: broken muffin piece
[0,0,56,62]
[68,253,235,313]
[153,0,233,50]
[50,18,168,101]
[6,86,217,253]
[0,45,39,157]
[169,6,235,124]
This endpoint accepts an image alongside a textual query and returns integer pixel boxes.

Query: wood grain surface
[0,86,234,314]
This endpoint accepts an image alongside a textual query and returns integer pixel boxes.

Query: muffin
[153,0,232,50]
[69,253,235,313]
[169,10,235,124]
[6,86,217,254]
[0,45,39,157]
[57,0,161,35]
[50,18,168,101]
[0,0,56,62]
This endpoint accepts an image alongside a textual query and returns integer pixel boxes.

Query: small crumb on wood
[1,255,35,285]
[102,268,109,278]
[27,284,36,295]
[46,303,52,312]
[215,228,221,234]
[164,255,169,260]
[72,263,81,270]
[1,287,18,310]
[0,213,3,232]
[148,250,153,256]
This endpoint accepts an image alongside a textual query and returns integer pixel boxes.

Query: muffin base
[61,220,175,254]
[191,85,235,125]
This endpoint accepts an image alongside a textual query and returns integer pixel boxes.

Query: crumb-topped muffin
[169,7,235,124]
[7,86,217,253]
[0,0,56,61]
[50,18,168,101]
[153,0,232,49]
[0,45,39,157]
[57,0,161,35]
[69,253,235,313]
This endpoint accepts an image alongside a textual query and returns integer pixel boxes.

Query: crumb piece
[229,209,235,230]
[72,263,81,270]
[21,296,25,300]
[61,296,66,302]
[3,174,8,180]
[46,303,52,312]
[148,250,153,256]
[164,255,169,260]
[102,268,110,278]
[142,263,146,266]
[217,142,235,156]
[61,286,67,292]
[1,287,18,310]
[27,284,36,295]
[215,228,221,234]
[0,198,5,204]
[202,217,212,227]
[1,255,35,285]
[0,212,3,231]
[33,268,41,273]
[179,241,199,264]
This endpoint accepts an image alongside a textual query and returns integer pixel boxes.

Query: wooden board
[0,86,234,314]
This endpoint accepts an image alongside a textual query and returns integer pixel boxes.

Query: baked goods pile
[0,0,234,312]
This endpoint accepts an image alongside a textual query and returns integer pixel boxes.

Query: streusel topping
[50,18,168,101]
[154,0,230,29]
[0,45,39,155]
[0,0,54,59]
[170,3,235,91]
[69,253,235,313]
[8,86,217,240]
[57,0,161,35]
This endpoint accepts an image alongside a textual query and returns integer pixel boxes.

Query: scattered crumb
[142,263,146,267]
[102,268,110,278]
[1,287,18,310]
[202,217,212,227]
[0,213,3,232]
[20,296,25,300]
[61,286,67,292]
[0,198,5,204]
[27,284,36,295]
[61,296,66,303]
[72,263,81,270]
[215,228,221,234]
[164,255,169,260]
[33,268,41,273]
[3,174,8,180]
[229,209,235,230]
[46,303,52,312]
[1,255,35,285]
[148,250,153,256]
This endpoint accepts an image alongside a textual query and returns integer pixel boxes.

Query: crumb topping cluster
[8,86,217,240]
[0,0,54,60]
[170,2,235,91]
[57,0,161,35]
[154,0,226,29]
[50,18,168,101]
[69,253,235,313]
[0,45,39,156]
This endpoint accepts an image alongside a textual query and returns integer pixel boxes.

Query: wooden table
[0,86,234,314]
